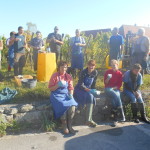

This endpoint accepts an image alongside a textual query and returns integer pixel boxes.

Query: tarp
[0,88,17,104]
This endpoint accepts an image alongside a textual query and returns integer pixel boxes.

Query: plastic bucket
[21,79,37,88]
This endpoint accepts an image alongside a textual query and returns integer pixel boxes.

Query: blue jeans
[105,88,123,109]
[123,90,143,103]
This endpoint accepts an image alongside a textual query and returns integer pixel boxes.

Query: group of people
[5,26,86,76]
[109,27,149,75]
[48,59,150,135]
[6,26,61,75]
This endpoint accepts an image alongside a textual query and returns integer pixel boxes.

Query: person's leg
[105,89,125,122]
[18,54,26,75]
[124,90,139,123]
[67,106,77,134]
[85,93,97,127]
[32,50,38,71]
[14,53,20,76]
[137,94,150,124]
[60,112,69,134]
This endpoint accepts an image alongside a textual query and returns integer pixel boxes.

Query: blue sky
[0,0,150,38]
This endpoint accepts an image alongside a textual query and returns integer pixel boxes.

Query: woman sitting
[123,64,150,124]
[48,61,78,134]
[104,59,125,125]
[74,60,99,127]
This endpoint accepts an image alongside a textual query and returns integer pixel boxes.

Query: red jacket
[104,69,123,90]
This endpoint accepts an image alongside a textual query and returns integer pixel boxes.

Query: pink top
[48,72,74,91]
[104,69,123,90]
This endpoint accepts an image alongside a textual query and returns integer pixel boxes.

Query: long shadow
[64,124,150,150]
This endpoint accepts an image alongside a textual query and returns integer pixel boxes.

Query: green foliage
[1,36,8,61]
[41,112,57,132]
[60,32,111,66]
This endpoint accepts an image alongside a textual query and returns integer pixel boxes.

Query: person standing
[48,61,78,134]
[70,29,86,74]
[30,31,44,71]
[109,27,124,61]
[123,64,150,124]
[6,32,16,71]
[0,36,3,69]
[74,60,98,127]
[131,28,149,75]
[104,59,125,126]
[13,26,27,76]
[46,26,63,62]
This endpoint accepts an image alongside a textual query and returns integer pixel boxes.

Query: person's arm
[48,74,59,91]
[104,71,110,85]
[78,71,90,92]
[124,82,134,92]
[46,34,53,43]
[91,71,98,89]
[79,37,86,47]
[55,35,64,45]
[120,36,124,56]
[68,76,74,95]
[145,37,149,56]
[55,39,64,45]
[114,72,122,90]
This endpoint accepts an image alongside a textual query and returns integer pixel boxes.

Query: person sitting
[74,60,99,127]
[104,59,125,126]
[123,64,150,124]
[48,61,78,134]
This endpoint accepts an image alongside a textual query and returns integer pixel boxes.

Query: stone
[19,104,35,113]
[14,110,49,123]
[0,114,13,123]
[0,107,4,113]
[4,107,18,115]
[36,104,50,111]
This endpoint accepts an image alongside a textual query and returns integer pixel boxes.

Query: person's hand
[107,74,112,80]
[36,47,41,50]
[15,38,21,41]
[26,48,30,52]
[113,86,118,90]
[89,89,97,95]
[57,81,66,87]
[134,91,140,98]
[68,93,73,99]
[75,43,80,46]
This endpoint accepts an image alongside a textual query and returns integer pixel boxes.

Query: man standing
[46,26,63,62]
[30,31,44,71]
[132,28,149,75]
[0,36,3,69]
[109,27,124,61]
[13,26,27,76]
[6,32,16,71]
[70,29,86,73]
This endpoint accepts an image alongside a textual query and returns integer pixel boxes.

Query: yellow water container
[37,53,57,82]
[105,55,122,69]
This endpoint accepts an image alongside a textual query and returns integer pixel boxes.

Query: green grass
[0,61,149,104]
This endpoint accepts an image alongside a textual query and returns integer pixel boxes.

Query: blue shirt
[109,34,124,59]
[123,70,143,91]
[30,37,44,50]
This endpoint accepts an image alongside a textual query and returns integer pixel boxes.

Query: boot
[67,106,77,134]
[86,104,97,127]
[61,119,69,134]
[138,103,150,124]
[117,107,126,122]
[131,103,140,123]
[112,109,118,121]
